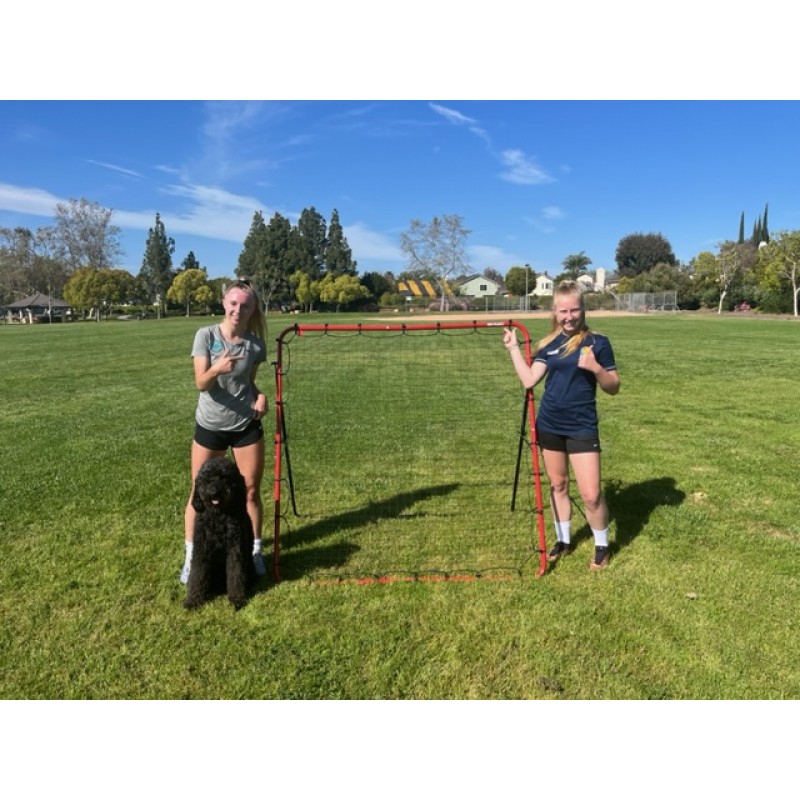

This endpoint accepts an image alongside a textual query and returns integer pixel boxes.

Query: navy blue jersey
[534,331,617,437]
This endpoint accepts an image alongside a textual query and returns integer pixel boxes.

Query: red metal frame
[271,320,548,582]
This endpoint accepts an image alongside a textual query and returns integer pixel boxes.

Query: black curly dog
[184,457,256,610]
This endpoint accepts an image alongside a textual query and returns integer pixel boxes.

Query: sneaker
[180,562,191,585]
[589,546,610,572]
[253,552,267,577]
[547,541,574,562]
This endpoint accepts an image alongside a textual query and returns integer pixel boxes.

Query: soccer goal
[270,321,547,584]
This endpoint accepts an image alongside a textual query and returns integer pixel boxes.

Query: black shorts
[194,419,264,451]
[536,429,601,454]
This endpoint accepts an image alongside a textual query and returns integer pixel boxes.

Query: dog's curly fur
[184,457,255,610]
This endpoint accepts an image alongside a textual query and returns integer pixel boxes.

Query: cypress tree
[738,212,745,244]
[751,217,761,246]
[139,212,175,316]
[325,209,356,276]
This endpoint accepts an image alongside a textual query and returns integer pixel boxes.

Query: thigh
[568,451,602,498]
[232,439,265,488]
[191,440,226,481]
[541,447,570,486]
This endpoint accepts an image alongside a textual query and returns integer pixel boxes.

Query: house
[534,273,555,296]
[456,274,505,298]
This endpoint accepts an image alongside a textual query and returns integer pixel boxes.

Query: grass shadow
[604,476,686,554]
[275,483,460,581]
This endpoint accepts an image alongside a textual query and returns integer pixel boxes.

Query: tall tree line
[237,206,356,311]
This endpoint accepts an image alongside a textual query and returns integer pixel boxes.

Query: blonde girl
[504,281,620,571]
[181,280,269,584]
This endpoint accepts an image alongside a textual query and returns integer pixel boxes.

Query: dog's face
[192,458,246,513]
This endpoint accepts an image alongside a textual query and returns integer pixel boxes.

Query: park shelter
[6,293,72,322]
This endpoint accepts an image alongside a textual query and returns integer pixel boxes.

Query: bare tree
[400,214,471,311]
[52,198,123,271]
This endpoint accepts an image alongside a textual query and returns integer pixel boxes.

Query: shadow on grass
[275,483,460,581]
[604,476,686,554]
[562,476,685,561]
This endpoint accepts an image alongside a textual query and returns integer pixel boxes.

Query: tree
[238,211,268,278]
[63,267,136,320]
[295,207,328,281]
[738,212,745,245]
[325,209,356,276]
[290,270,319,313]
[139,213,175,318]
[561,251,592,280]
[180,251,202,272]
[689,251,721,309]
[483,267,504,284]
[52,197,123,271]
[615,232,677,277]
[237,211,297,310]
[504,264,535,297]
[757,230,800,316]
[399,214,471,311]
[0,226,40,302]
[167,268,210,316]
[317,273,370,311]
[361,271,395,301]
[714,242,747,314]
[614,262,698,309]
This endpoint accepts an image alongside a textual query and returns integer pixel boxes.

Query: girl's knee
[581,492,604,513]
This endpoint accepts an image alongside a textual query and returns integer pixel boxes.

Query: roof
[397,279,438,298]
[7,293,71,309]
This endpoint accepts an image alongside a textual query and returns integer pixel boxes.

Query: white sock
[252,538,262,556]
[184,541,194,564]
[591,527,609,548]
[555,520,571,544]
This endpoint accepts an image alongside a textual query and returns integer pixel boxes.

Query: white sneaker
[253,552,267,577]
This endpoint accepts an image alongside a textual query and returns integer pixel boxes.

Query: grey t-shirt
[191,324,267,432]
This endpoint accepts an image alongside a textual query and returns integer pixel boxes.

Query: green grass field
[1,312,799,699]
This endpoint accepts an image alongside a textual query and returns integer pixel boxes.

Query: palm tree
[561,251,592,280]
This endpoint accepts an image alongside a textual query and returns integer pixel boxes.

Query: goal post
[271,320,547,583]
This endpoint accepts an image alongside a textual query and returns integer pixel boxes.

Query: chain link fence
[613,291,678,312]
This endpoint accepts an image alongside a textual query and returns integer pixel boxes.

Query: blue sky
[2,100,800,281]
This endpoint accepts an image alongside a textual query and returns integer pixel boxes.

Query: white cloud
[0,182,62,216]
[86,160,144,179]
[429,103,477,126]
[541,205,564,220]
[112,182,270,242]
[344,222,403,264]
[469,243,523,269]
[499,149,554,185]
[429,102,491,146]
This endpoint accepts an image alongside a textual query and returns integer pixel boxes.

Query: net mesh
[273,323,544,582]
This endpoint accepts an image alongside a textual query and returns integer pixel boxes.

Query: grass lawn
[1,311,799,700]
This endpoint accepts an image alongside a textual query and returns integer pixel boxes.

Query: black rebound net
[271,321,547,583]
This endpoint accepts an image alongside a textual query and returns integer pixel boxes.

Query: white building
[456,274,505,298]
[534,273,554,296]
